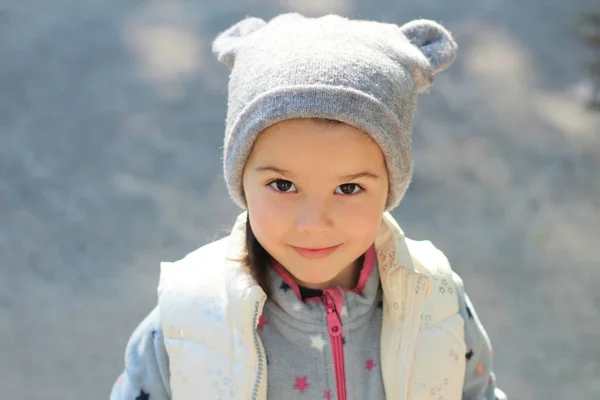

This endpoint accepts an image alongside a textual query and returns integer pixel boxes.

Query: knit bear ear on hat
[400,19,458,93]
[212,17,267,69]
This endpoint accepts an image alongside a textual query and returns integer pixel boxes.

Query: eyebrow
[340,171,380,181]
[254,166,380,181]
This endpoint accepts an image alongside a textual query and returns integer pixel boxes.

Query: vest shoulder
[158,235,232,297]
[405,238,461,325]
[175,235,232,266]
[405,237,454,277]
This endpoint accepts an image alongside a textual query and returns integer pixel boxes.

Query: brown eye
[336,183,362,195]
[269,179,297,193]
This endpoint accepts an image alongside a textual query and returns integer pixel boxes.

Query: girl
[111,13,506,400]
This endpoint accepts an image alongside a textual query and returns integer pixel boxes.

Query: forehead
[250,118,380,159]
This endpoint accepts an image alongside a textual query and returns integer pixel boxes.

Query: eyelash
[267,179,365,196]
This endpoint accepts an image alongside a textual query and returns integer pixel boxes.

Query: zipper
[323,290,346,400]
[252,298,266,400]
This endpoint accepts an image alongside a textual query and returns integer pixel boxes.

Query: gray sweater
[111,253,504,399]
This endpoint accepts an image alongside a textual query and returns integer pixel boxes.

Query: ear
[212,17,267,69]
[400,19,458,74]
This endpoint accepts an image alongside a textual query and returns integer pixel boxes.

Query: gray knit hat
[212,13,457,211]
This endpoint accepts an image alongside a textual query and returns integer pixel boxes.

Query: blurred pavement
[1,0,599,399]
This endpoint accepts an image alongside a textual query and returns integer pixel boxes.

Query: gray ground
[1,0,599,399]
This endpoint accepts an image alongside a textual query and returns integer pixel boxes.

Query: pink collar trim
[270,244,377,302]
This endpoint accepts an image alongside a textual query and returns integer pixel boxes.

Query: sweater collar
[264,244,381,325]
[271,244,376,300]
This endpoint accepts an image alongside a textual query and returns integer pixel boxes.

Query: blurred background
[1,0,599,399]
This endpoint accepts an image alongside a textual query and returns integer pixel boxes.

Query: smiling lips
[290,244,342,259]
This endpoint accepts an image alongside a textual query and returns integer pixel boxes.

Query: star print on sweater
[366,360,376,371]
[294,376,310,393]
[466,349,474,360]
[309,334,327,351]
[135,390,150,400]
[280,281,291,293]
[340,305,349,318]
[258,314,268,330]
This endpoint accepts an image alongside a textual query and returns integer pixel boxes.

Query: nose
[296,199,334,235]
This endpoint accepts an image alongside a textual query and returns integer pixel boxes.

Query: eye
[268,179,297,193]
[335,183,363,195]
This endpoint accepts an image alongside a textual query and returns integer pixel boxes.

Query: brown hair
[242,213,272,297]
[239,118,344,298]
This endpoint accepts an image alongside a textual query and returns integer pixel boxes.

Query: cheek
[348,214,381,243]
[337,201,382,245]
[247,192,292,246]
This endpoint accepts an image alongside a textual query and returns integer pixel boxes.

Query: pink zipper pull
[323,290,346,400]
[325,299,343,337]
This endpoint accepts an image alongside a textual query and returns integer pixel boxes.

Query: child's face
[242,118,389,290]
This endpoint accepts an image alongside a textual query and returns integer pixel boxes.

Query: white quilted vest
[158,212,466,400]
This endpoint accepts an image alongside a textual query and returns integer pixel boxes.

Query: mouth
[290,244,342,259]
